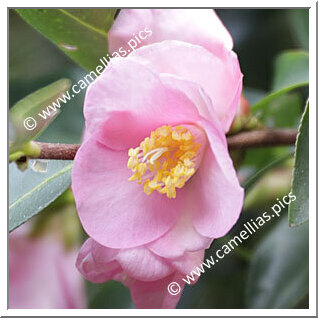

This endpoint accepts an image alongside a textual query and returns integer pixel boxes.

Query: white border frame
[3,0,316,316]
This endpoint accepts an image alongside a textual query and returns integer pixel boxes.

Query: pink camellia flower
[9,224,86,309]
[72,9,244,308]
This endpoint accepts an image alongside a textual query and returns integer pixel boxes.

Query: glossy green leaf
[257,93,302,129]
[252,51,308,112]
[246,216,308,308]
[243,152,293,194]
[9,79,71,153]
[9,160,73,232]
[289,102,309,226]
[243,167,293,212]
[16,9,117,70]
[242,146,292,172]
[271,51,309,91]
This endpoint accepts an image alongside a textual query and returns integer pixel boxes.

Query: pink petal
[72,137,184,249]
[128,41,243,132]
[108,9,233,54]
[148,211,212,259]
[83,57,200,147]
[170,250,205,278]
[130,272,185,309]
[188,118,244,238]
[76,239,122,283]
[160,73,215,120]
[77,240,176,283]
[117,247,174,282]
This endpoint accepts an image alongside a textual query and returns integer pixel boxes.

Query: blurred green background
[9,9,309,309]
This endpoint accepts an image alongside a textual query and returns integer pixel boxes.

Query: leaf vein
[59,9,108,37]
[9,163,73,211]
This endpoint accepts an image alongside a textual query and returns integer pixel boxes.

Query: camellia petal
[83,57,201,146]
[169,250,205,279]
[188,119,244,238]
[130,272,185,309]
[116,247,174,282]
[148,211,212,259]
[72,137,184,249]
[76,239,122,283]
[127,41,243,132]
[108,9,233,55]
[78,252,122,284]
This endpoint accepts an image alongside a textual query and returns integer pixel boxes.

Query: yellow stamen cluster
[127,125,201,199]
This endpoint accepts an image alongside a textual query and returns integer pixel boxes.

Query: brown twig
[227,129,297,150]
[31,129,297,160]
[34,142,80,160]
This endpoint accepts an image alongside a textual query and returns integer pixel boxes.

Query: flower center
[127,125,206,198]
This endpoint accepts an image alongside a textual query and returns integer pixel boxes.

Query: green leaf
[252,51,308,112]
[257,93,302,129]
[246,215,308,308]
[243,152,293,194]
[9,159,73,232]
[243,169,292,212]
[289,102,309,226]
[271,51,309,91]
[16,9,117,70]
[241,142,294,177]
[9,79,71,153]
[242,94,301,171]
